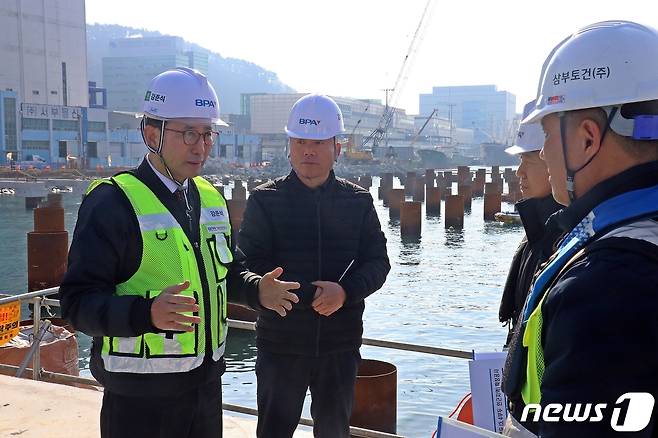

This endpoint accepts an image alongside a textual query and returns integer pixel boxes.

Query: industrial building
[245,93,417,159]
[419,85,517,144]
[103,36,209,113]
[0,0,88,108]
[0,0,89,165]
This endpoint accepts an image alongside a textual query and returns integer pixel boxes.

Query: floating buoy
[449,392,474,425]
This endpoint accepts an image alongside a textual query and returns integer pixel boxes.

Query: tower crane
[361,0,436,157]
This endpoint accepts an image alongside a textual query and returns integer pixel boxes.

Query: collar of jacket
[552,160,658,234]
[133,158,198,201]
[287,169,336,195]
[515,195,563,245]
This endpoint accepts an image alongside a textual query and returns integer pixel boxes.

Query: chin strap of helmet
[559,106,618,203]
[140,117,192,214]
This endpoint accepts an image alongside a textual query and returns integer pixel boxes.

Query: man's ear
[579,117,604,159]
[335,142,341,162]
[143,124,161,150]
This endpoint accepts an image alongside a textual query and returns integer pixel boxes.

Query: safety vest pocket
[205,235,232,282]
[215,234,233,264]
[108,335,144,357]
[143,290,200,358]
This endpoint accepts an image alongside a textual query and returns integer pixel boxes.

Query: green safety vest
[86,173,233,374]
[521,292,547,405]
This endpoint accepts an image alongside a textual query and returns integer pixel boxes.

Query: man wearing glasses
[60,67,299,438]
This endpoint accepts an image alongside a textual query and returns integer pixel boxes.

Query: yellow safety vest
[522,248,586,405]
[87,173,233,374]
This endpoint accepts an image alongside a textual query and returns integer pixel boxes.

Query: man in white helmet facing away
[502,21,658,437]
[60,67,300,438]
[499,100,563,349]
[238,94,390,437]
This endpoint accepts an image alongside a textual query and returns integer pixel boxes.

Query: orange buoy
[449,392,474,425]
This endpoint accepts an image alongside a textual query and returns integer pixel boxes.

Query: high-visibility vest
[86,173,233,374]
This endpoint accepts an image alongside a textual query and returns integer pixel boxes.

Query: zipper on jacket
[315,196,322,357]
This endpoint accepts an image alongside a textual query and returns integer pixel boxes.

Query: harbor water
[0,175,523,437]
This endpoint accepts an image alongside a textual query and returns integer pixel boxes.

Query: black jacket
[59,159,260,397]
[499,195,562,344]
[504,161,658,437]
[237,170,390,356]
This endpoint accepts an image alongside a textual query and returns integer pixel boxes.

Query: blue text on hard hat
[299,119,321,126]
[195,99,216,108]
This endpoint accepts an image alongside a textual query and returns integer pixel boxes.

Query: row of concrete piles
[211,167,522,240]
[26,194,69,293]
[20,178,263,292]
[21,167,522,285]
[376,166,523,238]
[212,177,271,236]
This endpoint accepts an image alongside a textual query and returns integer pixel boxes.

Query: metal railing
[0,287,475,438]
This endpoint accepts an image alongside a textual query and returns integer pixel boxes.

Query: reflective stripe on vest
[88,173,232,374]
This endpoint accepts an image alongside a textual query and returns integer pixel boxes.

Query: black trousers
[256,349,361,438]
[100,379,222,438]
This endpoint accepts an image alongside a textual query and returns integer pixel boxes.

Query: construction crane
[409,108,437,148]
[361,0,436,155]
[343,103,374,163]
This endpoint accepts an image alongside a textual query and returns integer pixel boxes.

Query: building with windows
[419,85,516,144]
[0,0,88,164]
[0,0,88,107]
[103,36,210,113]
[12,100,129,168]
[245,93,416,158]
[0,3,254,169]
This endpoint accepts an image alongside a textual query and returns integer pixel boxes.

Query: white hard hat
[506,100,544,155]
[142,67,228,126]
[524,20,658,129]
[285,94,345,140]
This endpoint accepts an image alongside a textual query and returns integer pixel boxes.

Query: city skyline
[86,0,656,114]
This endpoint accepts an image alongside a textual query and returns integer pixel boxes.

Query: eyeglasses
[164,128,219,146]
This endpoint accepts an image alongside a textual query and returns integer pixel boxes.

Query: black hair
[144,117,163,130]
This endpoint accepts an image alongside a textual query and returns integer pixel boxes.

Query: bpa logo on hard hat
[285,94,345,140]
[299,119,321,126]
[195,99,216,108]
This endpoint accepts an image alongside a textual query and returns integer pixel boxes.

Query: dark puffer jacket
[499,195,563,345]
[503,161,658,437]
[237,170,390,356]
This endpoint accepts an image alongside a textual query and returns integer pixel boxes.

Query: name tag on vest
[202,207,228,220]
[207,223,229,234]
[200,207,230,235]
